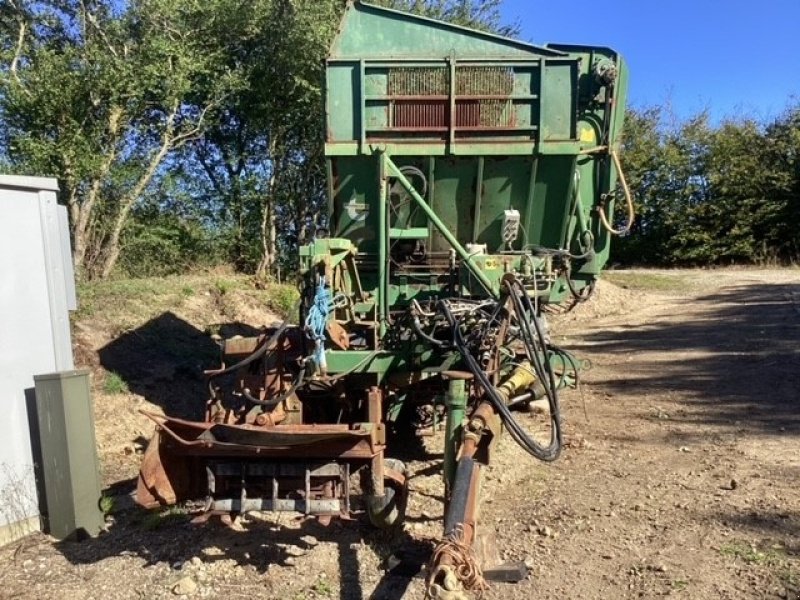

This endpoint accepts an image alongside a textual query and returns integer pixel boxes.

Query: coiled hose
[206,321,290,380]
[598,148,635,236]
[439,281,562,462]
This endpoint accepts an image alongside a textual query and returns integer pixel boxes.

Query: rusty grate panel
[393,99,512,129]
[394,100,447,129]
[386,66,515,130]
[455,101,479,127]
[455,67,514,95]
[455,99,513,128]
[388,67,448,96]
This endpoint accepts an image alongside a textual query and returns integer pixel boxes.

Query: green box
[33,370,105,540]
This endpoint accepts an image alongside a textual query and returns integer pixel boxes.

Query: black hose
[505,278,563,458]
[206,321,290,380]
[242,388,278,407]
[242,364,307,407]
[411,314,449,349]
[548,343,582,388]
[564,269,596,304]
[439,295,562,462]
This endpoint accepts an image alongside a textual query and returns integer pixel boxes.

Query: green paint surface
[302,1,629,374]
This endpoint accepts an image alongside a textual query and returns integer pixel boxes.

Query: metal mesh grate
[455,67,514,95]
[394,100,447,128]
[387,66,515,130]
[388,66,515,97]
[455,99,513,127]
[388,67,448,96]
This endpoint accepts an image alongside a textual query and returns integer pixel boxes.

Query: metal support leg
[444,378,467,496]
[367,386,385,498]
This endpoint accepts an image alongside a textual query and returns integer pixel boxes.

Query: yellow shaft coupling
[497,361,537,402]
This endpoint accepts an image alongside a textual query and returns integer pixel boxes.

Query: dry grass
[75,272,298,325]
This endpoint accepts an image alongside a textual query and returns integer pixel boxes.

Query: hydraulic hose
[242,363,307,407]
[206,320,290,379]
[564,266,597,304]
[598,148,635,236]
[439,293,562,463]
[411,314,449,349]
[505,278,563,457]
[547,343,582,389]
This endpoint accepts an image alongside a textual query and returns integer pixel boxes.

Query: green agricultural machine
[137,2,630,597]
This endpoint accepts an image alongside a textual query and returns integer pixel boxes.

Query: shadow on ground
[88,312,437,598]
[98,311,261,419]
[54,509,431,600]
[705,508,800,553]
[576,282,800,435]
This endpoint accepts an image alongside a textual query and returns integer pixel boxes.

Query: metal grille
[388,67,448,96]
[388,66,514,130]
[455,99,513,128]
[456,67,513,128]
[455,67,514,95]
[394,100,447,128]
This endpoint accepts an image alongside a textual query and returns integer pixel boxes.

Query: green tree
[617,108,712,263]
[1,0,237,278]
[758,104,800,258]
[181,0,340,277]
[373,0,520,36]
[617,103,800,265]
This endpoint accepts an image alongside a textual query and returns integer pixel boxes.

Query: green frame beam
[382,153,498,299]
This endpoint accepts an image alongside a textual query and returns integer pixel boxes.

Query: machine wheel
[366,458,408,529]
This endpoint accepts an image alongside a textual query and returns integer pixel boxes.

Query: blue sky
[501,0,799,122]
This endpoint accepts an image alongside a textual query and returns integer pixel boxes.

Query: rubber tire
[366,458,408,529]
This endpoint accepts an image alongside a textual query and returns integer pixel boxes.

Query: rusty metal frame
[141,411,383,460]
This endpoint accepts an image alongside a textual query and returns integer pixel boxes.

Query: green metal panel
[540,60,578,140]
[330,2,564,60]
[330,154,587,254]
[327,63,360,142]
[309,0,630,365]
[426,158,476,252]
[33,370,104,540]
[330,156,379,252]
[326,4,590,150]
[478,156,533,249]
[327,58,582,148]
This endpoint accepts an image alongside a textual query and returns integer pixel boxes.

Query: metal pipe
[522,156,538,246]
[559,156,579,249]
[443,378,467,494]
[472,157,484,243]
[210,498,341,513]
[378,152,389,336]
[383,155,497,298]
[448,55,456,148]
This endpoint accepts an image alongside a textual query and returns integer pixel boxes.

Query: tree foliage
[617,103,800,265]
[1,0,518,279]
[181,0,340,277]
[372,0,520,36]
[1,0,244,278]
[3,0,797,279]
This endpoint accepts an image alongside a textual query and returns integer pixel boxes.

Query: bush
[266,284,300,320]
[104,372,129,394]
[116,201,226,278]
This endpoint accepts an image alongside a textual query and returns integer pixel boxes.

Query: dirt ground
[2,268,799,599]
